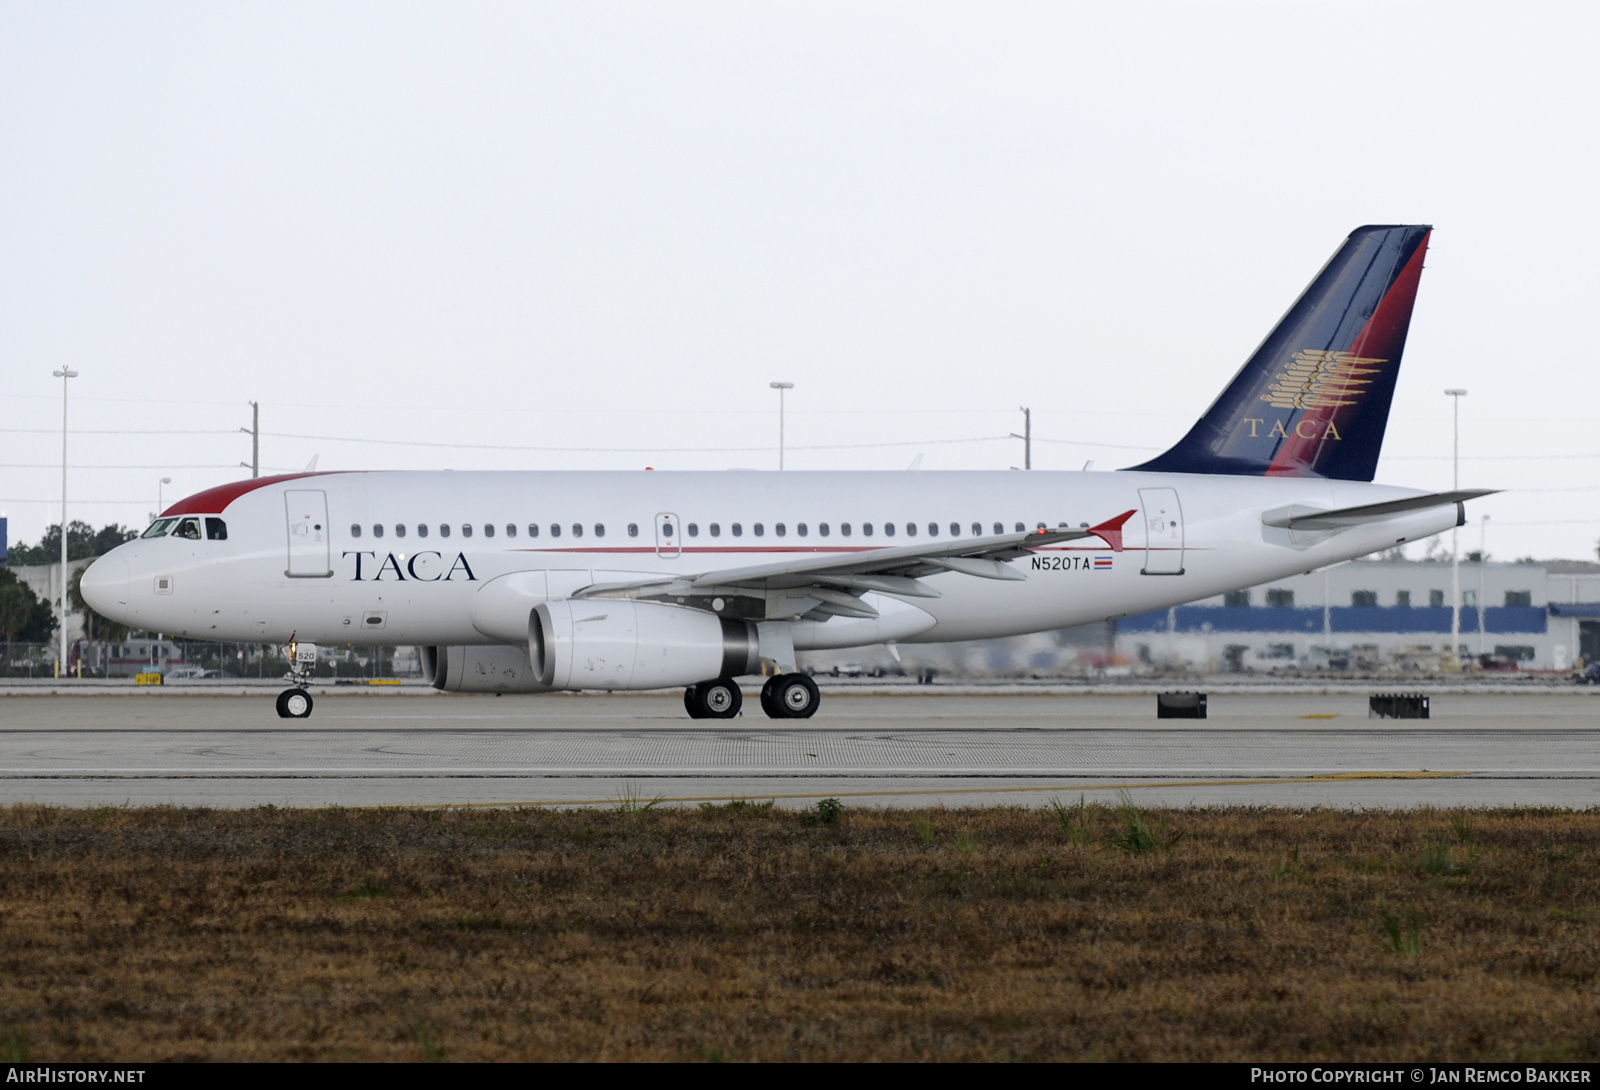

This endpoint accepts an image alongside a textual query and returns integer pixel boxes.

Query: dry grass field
[0,799,1596,1062]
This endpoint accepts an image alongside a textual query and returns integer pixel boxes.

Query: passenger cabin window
[439,524,451,538]
[461,524,472,538]
[172,518,202,540]
[594,524,605,537]
[994,522,1004,534]
[687,523,698,537]
[417,524,428,538]
[971,522,981,535]
[395,524,406,538]
[929,523,939,536]
[709,523,720,537]
[373,524,384,538]
[819,523,829,537]
[528,524,539,537]
[862,523,872,536]
[483,524,494,538]
[905,523,916,536]
[572,524,583,538]
[883,523,895,537]
[1014,522,1024,532]
[348,524,362,539]
[506,524,517,538]
[775,523,786,537]
[205,518,228,540]
[753,523,764,537]
[840,523,851,537]
[628,523,639,537]
[550,524,561,538]
[950,523,961,536]
[731,523,742,537]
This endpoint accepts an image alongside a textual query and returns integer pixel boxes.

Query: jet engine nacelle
[424,643,552,693]
[533,599,758,691]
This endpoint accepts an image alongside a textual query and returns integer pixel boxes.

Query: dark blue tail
[1130,225,1431,481]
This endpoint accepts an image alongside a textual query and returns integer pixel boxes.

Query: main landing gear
[684,677,743,719]
[761,673,820,719]
[683,673,821,719]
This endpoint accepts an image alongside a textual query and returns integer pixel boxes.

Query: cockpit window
[205,518,228,540]
[141,518,178,539]
[171,518,202,540]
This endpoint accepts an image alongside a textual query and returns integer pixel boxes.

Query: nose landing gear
[276,688,313,718]
[276,638,318,719]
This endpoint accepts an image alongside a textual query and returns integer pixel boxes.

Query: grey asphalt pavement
[0,689,1596,809]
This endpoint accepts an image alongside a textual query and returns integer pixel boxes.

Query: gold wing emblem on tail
[1259,350,1385,410]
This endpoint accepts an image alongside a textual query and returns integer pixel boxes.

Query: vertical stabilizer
[1130,225,1431,481]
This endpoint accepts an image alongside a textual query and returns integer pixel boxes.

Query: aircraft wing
[1261,490,1497,532]
[577,509,1136,621]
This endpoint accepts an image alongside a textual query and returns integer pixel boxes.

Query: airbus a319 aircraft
[82,225,1489,720]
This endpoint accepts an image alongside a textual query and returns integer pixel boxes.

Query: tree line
[1,522,139,645]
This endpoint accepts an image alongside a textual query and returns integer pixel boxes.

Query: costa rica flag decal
[1093,555,1114,570]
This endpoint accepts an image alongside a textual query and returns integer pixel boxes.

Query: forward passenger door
[285,490,332,578]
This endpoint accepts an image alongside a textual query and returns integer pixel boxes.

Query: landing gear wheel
[686,679,742,719]
[761,673,820,719]
[276,688,313,719]
[702,678,742,719]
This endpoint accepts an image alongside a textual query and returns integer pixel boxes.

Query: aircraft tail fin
[1129,225,1432,481]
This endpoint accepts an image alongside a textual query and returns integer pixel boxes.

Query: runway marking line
[421,769,1473,809]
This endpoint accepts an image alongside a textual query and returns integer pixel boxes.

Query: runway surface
[1,689,1596,809]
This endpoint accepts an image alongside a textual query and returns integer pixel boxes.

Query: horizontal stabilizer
[1262,489,1496,532]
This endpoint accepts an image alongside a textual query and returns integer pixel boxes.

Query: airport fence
[0,641,425,680]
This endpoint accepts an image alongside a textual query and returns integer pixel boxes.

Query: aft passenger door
[285,490,332,578]
[1138,488,1185,576]
[655,512,680,559]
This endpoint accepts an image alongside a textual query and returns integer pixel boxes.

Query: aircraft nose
[80,552,131,620]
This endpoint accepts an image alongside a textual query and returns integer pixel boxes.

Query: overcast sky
[3,2,1596,561]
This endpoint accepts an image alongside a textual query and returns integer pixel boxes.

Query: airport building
[1118,558,1600,674]
[800,558,1600,678]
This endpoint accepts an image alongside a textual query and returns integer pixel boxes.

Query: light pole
[239,401,259,478]
[1445,388,1467,671]
[1478,513,1490,656]
[1011,407,1032,470]
[52,367,78,677]
[158,476,172,517]
[769,382,793,470]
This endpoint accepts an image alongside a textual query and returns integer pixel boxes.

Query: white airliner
[82,225,1489,720]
